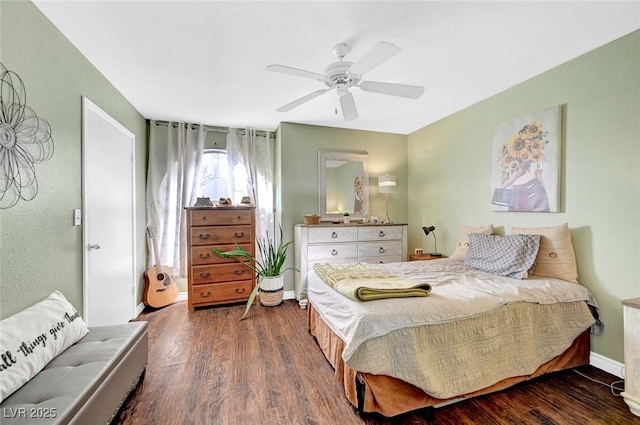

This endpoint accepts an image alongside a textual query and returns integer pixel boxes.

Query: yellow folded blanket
[313,262,432,301]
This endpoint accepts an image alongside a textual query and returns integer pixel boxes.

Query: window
[196,149,247,204]
[196,149,230,200]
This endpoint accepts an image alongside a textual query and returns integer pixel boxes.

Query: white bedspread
[308,259,599,398]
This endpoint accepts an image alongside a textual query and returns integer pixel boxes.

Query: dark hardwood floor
[116,300,637,425]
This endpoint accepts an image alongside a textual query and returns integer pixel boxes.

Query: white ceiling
[33,1,640,135]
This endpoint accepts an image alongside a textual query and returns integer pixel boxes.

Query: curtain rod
[152,121,275,138]
[153,120,228,134]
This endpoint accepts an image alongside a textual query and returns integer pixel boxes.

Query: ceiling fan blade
[359,81,425,99]
[265,64,325,81]
[276,89,330,112]
[347,41,401,77]
[339,92,358,121]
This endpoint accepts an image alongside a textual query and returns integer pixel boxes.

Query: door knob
[88,244,101,251]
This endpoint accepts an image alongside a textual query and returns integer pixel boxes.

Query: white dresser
[294,223,408,308]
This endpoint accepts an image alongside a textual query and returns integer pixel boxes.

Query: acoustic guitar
[143,226,179,308]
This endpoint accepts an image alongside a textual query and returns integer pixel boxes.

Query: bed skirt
[307,302,590,417]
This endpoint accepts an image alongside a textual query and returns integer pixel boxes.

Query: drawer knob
[331,232,338,239]
[200,291,212,297]
[199,272,211,278]
[199,233,211,240]
[235,288,246,294]
[201,216,207,221]
[379,247,386,254]
[379,231,386,238]
[331,249,338,256]
[237,215,242,220]
[234,232,245,238]
[199,252,211,259]
[234,270,245,275]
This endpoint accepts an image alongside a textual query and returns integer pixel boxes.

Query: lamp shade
[378,175,396,193]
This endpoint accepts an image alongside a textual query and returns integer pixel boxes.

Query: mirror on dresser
[318,150,369,220]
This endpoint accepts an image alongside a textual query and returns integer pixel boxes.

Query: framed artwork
[490,105,561,212]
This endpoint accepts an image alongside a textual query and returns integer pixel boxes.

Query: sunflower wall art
[490,105,561,212]
[0,63,54,209]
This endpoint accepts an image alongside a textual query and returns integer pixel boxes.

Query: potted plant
[212,227,296,319]
[343,212,350,224]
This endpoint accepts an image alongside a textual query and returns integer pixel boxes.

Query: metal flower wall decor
[0,63,54,209]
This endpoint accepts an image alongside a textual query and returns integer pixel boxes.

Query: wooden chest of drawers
[294,223,407,308]
[185,206,255,311]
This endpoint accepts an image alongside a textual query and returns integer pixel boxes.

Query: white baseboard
[177,291,188,301]
[590,351,625,378]
[135,302,145,317]
[284,290,295,300]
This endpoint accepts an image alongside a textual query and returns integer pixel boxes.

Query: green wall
[407,30,640,363]
[278,123,408,291]
[0,1,148,318]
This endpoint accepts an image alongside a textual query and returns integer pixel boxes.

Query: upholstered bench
[0,293,148,425]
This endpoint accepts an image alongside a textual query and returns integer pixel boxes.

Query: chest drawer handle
[331,232,338,239]
[235,288,246,294]
[199,272,211,278]
[199,233,211,240]
[379,231,386,238]
[379,247,386,254]
[201,216,207,221]
[234,232,245,238]
[331,249,338,256]
[199,252,211,259]
[200,291,212,298]
[234,270,245,275]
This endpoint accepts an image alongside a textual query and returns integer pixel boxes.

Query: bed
[305,239,600,417]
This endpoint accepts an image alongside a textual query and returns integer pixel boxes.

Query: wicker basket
[303,214,320,224]
[259,287,284,306]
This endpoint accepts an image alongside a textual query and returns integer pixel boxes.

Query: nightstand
[409,254,447,261]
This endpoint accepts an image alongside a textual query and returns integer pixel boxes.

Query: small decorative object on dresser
[194,196,214,207]
[294,222,408,308]
[185,206,256,312]
[622,297,640,417]
[303,214,321,225]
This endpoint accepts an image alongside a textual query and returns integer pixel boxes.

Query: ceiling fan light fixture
[332,43,351,60]
[266,40,424,120]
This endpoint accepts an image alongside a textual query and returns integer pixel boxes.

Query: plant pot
[258,275,284,306]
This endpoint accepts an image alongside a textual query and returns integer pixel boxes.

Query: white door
[82,97,136,326]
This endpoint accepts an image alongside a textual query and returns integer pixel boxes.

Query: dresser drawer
[359,255,403,264]
[192,263,253,284]
[190,209,253,226]
[190,243,253,266]
[358,226,403,241]
[358,241,403,258]
[308,227,358,243]
[308,243,358,261]
[191,281,252,304]
[190,225,252,246]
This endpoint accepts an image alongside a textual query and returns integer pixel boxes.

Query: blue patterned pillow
[464,233,541,279]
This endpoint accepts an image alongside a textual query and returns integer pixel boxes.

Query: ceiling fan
[266,41,425,121]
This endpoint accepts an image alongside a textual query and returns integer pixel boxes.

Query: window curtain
[226,129,275,239]
[146,121,205,277]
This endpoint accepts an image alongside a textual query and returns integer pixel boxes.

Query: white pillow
[449,225,494,261]
[0,291,89,403]
[511,223,578,283]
